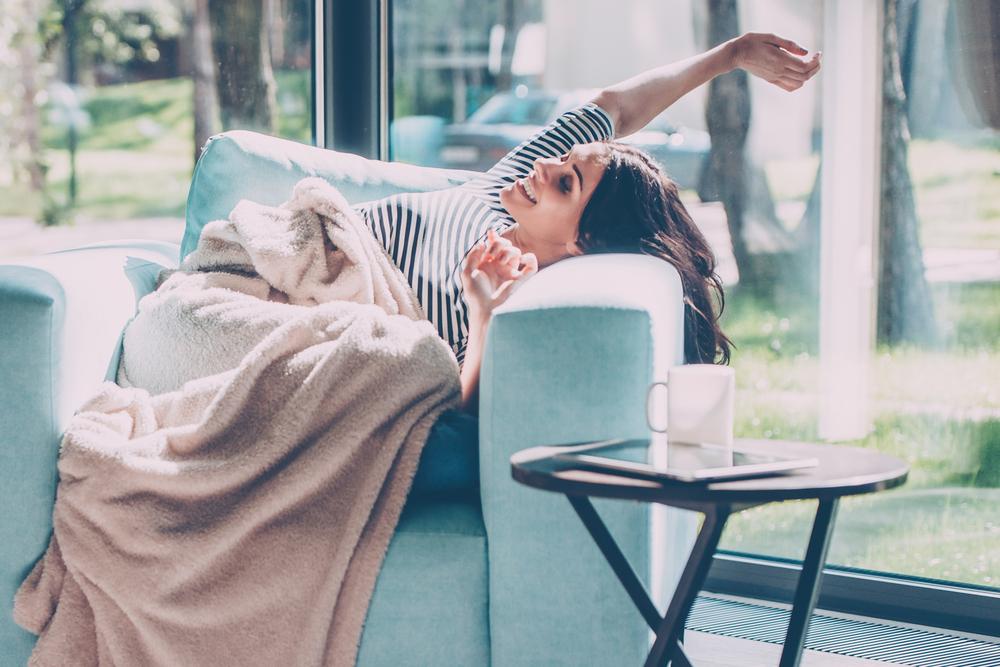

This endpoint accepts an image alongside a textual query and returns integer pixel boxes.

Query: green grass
[719,280,1000,587]
[763,137,1000,248]
[0,70,311,221]
[720,487,999,587]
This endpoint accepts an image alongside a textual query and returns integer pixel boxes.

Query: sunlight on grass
[4,71,310,223]
[762,137,1000,248]
[720,487,999,586]
[721,279,1000,587]
[763,154,819,202]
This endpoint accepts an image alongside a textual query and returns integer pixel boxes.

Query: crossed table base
[510,438,908,667]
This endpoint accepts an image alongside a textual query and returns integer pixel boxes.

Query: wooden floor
[684,630,904,666]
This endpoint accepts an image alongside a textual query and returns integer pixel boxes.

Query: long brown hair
[576,142,732,364]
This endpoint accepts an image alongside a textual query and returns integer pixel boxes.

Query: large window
[0,0,313,260]
[386,0,998,625]
[716,0,999,594]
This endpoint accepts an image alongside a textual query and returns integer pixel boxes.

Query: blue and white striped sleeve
[485,102,616,182]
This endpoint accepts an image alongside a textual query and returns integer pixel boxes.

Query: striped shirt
[355,102,615,365]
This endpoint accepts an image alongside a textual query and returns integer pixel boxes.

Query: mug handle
[646,381,669,433]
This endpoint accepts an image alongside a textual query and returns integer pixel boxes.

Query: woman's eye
[559,175,572,193]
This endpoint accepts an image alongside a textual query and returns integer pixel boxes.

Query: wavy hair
[576,142,732,364]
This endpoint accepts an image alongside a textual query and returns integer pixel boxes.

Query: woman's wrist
[721,35,745,73]
[467,305,492,331]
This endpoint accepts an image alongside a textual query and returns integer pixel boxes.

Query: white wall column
[818,0,882,440]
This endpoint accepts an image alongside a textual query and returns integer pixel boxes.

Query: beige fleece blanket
[14,178,460,666]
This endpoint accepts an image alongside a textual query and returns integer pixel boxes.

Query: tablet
[552,439,817,483]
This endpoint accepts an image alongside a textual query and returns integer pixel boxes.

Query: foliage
[0,0,52,212]
[724,279,1000,586]
[0,72,312,221]
[43,0,181,71]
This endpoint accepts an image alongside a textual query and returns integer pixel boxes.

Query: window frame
[321,0,1000,638]
[319,0,389,159]
[706,553,1000,637]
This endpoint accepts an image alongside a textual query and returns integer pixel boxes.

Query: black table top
[511,438,909,507]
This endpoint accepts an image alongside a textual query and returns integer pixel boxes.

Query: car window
[468,94,557,125]
[645,113,677,134]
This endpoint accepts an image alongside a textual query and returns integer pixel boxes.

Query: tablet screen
[554,439,817,482]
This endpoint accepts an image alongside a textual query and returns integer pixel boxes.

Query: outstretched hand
[734,32,821,92]
[460,229,538,320]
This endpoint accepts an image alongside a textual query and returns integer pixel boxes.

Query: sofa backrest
[183,131,478,260]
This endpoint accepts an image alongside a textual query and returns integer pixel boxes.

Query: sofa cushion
[123,255,169,302]
[358,498,489,667]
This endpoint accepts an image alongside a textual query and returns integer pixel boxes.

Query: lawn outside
[721,282,1000,586]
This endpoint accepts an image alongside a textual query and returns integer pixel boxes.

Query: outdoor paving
[0,216,185,260]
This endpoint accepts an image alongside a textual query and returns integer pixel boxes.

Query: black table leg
[779,498,839,667]
[567,496,730,667]
[670,643,695,667]
[567,494,662,631]
[644,506,730,667]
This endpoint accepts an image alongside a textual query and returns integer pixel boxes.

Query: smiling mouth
[517,177,538,204]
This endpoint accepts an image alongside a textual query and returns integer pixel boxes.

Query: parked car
[439,88,710,189]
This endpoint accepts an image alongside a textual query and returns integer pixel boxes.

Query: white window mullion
[818,0,883,440]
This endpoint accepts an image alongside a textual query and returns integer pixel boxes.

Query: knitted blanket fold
[14,177,460,667]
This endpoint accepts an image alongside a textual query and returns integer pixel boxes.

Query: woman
[355,32,821,412]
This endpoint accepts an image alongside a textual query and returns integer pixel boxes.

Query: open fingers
[785,55,821,80]
[494,245,521,271]
[775,76,803,92]
[484,228,512,258]
[782,57,813,76]
[519,252,539,276]
[766,33,807,56]
[462,243,487,278]
[490,265,532,305]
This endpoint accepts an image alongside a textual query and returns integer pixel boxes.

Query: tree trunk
[209,0,278,133]
[63,0,85,205]
[703,0,754,286]
[17,4,45,191]
[266,0,285,67]
[876,0,936,346]
[192,0,219,163]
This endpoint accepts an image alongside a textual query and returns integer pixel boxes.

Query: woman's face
[499,142,610,252]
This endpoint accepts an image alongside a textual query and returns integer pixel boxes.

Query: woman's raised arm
[593,32,821,138]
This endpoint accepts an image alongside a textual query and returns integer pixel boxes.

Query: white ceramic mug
[646,365,735,447]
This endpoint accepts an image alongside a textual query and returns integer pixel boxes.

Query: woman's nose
[534,156,560,179]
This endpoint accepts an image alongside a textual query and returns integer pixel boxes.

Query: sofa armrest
[0,241,179,664]
[478,254,687,666]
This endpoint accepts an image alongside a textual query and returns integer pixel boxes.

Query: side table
[510,438,909,667]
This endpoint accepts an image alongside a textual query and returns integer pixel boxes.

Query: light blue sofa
[0,131,689,666]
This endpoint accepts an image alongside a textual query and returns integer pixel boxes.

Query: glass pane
[389,1,998,591]
[719,1,1000,591]
[1,0,313,260]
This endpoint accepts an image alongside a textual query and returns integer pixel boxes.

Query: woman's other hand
[461,229,538,320]
[733,32,821,92]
